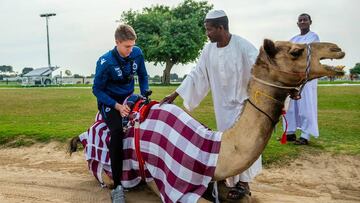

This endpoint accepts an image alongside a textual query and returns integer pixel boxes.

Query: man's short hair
[299,13,312,22]
[204,16,229,31]
[115,24,137,41]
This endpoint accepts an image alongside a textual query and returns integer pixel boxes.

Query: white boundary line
[1,84,360,90]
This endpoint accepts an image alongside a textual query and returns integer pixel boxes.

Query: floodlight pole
[40,13,56,68]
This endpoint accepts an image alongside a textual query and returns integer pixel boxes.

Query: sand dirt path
[0,142,359,203]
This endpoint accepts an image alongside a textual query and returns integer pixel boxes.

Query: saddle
[122,91,158,133]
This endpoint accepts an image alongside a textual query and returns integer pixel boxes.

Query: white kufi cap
[205,10,227,20]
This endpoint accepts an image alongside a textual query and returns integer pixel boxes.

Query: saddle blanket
[79,103,222,203]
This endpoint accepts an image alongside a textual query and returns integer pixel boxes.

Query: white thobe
[283,31,320,139]
[176,35,262,184]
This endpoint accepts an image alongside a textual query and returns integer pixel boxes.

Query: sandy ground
[0,142,359,203]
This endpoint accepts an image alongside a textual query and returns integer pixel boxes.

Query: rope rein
[252,76,299,90]
[247,99,277,126]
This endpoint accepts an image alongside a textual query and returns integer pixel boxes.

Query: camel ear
[289,46,304,59]
[263,39,278,58]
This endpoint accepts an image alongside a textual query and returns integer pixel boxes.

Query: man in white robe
[160,9,262,200]
[283,13,320,145]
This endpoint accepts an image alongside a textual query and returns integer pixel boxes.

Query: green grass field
[0,86,359,165]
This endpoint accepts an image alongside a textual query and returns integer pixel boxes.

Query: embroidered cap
[205,10,227,20]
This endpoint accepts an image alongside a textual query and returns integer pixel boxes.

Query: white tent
[22,66,59,86]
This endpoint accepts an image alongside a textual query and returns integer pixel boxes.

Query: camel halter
[252,44,312,99]
[249,44,312,143]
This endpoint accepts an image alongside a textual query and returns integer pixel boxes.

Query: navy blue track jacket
[92,46,149,108]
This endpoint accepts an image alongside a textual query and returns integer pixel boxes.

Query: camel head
[254,39,345,87]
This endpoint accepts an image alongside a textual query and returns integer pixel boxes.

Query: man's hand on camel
[115,103,131,117]
[159,92,179,106]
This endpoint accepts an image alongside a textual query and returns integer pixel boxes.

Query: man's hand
[159,91,179,106]
[115,103,131,117]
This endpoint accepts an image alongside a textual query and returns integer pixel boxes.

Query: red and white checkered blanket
[79,103,222,203]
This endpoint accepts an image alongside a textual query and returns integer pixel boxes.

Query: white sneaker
[111,185,125,203]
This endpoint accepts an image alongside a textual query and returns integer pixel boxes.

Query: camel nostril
[330,47,341,52]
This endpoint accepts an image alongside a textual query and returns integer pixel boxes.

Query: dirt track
[0,142,359,203]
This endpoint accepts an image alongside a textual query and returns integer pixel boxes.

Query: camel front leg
[147,180,210,203]
[197,198,211,203]
[147,180,160,197]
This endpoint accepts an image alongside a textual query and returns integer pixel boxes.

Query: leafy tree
[121,0,212,84]
[152,75,161,83]
[350,63,360,81]
[170,73,179,80]
[0,65,13,72]
[350,63,360,75]
[22,67,34,75]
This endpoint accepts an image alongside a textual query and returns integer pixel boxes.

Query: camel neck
[213,78,288,180]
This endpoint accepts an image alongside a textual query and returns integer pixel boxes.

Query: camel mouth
[318,49,345,76]
[319,51,345,60]
[322,64,345,76]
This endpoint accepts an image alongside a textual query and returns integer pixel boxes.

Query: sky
[0,0,359,77]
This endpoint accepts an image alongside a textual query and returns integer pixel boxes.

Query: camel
[69,39,345,203]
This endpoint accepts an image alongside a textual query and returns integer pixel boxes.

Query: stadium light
[40,13,56,68]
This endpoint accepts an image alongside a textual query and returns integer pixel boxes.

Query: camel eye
[289,48,304,58]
